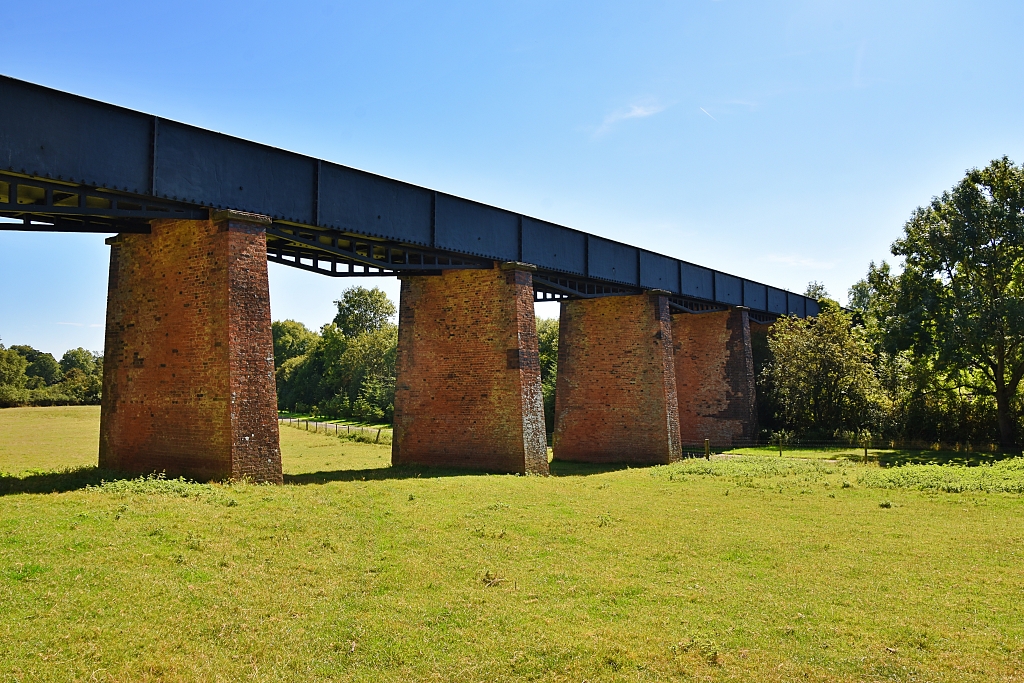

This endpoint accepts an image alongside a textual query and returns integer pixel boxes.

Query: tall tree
[271,320,318,368]
[333,287,396,338]
[59,348,100,376]
[889,156,1024,447]
[0,344,29,387]
[536,317,559,434]
[765,303,881,436]
[9,345,62,387]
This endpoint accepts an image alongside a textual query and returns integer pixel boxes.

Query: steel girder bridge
[0,75,817,323]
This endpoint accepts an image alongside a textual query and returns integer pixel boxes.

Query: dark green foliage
[0,344,29,388]
[0,341,102,407]
[833,157,1024,447]
[537,317,559,434]
[59,347,99,376]
[764,157,1024,448]
[333,286,396,338]
[762,302,882,438]
[0,344,30,408]
[9,346,62,387]
[275,286,397,423]
[888,157,1024,446]
[272,320,318,367]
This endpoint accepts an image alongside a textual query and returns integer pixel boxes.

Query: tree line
[273,287,398,423]
[278,157,1024,449]
[5,158,1020,450]
[759,157,1024,449]
[0,343,103,407]
[273,287,563,429]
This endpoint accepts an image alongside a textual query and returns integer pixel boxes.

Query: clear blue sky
[2,0,1022,357]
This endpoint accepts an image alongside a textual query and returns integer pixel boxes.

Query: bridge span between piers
[0,75,819,481]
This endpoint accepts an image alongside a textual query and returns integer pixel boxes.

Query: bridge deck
[0,75,817,318]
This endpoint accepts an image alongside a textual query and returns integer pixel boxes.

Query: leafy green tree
[10,345,62,387]
[884,156,1024,447]
[765,303,882,436]
[272,320,318,368]
[57,367,102,404]
[804,281,830,300]
[851,262,1007,445]
[333,286,396,338]
[59,348,99,376]
[334,325,397,399]
[536,317,559,434]
[0,344,29,387]
[0,343,30,408]
[275,287,400,421]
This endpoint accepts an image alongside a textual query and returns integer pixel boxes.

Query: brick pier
[99,213,282,483]
[552,292,682,464]
[391,263,548,474]
[671,308,757,447]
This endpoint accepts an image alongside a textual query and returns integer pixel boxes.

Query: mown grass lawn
[0,405,100,473]
[728,445,1013,467]
[1,408,1023,681]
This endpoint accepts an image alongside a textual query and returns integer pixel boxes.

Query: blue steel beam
[0,75,819,318]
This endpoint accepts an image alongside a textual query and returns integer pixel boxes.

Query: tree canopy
[0,341,102,407]
[333,287,396,338]
[763,302,882,438]
[862,157,1024,446]
[276,287,398,423]
[272,320,318,368]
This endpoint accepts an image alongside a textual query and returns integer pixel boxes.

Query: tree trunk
[994,381,1016,449]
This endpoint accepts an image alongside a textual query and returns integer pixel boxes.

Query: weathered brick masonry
[552,293,682,464]
[671,308,757,447]
[99,215,282,483]
[391,264,548,474]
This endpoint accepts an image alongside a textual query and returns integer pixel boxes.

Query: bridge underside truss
[265,224,491,278]
[1,171,779,317]
[0,172,204,234]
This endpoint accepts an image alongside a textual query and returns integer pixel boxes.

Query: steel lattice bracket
[0,172,206,233]
[667,295,730,315]
[266,224,491,276]
[748,311,781,324]
[531,272,638,301]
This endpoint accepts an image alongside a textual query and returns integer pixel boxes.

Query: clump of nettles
[858,457,1024,494]
[654,455,836,491]
[88,473,239,506]
[654,454,1024,495]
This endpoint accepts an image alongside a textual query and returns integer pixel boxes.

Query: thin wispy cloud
[594,101,667,137]
[722,99,759,109]
[767,254,835,270]
[699,107,717,121]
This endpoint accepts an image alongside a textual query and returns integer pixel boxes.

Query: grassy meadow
[1,408,1023,681]
[0,405,100,473]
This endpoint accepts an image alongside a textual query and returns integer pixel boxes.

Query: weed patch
[87,473,241,506]
[858,458,1024,493]
[657,454,1024,496]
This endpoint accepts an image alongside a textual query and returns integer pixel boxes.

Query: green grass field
[729,444,1013,468]
[0,405,100,473]
[1,407,1023,681]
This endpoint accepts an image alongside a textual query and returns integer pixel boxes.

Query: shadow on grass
[548,460,634,476]
[2,460,644,494]
[873,449,1019,468]
[0,467,130,496]
[730,446,1023,468]
[285,460,637,484]
[284,465,479,484]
